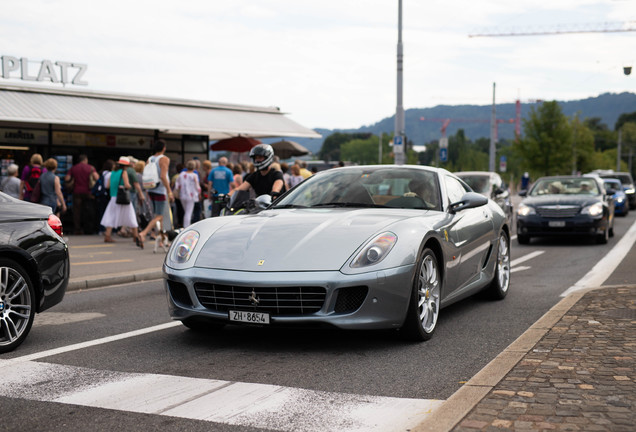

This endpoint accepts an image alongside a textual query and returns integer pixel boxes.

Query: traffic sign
[440,148,448,162]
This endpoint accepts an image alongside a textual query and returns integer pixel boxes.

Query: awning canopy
[0,84,321,140]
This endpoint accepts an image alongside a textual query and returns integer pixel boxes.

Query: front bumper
[163,264,415,330]
[517,214,608,237]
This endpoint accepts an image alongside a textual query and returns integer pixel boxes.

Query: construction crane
[419,116,515,141]
[468,21,636,38]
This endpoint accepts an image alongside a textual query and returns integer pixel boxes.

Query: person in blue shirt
[207,157,234,196]
[207,157,234,216]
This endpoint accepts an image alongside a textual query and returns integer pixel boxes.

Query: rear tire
[400,248,440,341]
[487,231,510,300]
[0,259,36,353]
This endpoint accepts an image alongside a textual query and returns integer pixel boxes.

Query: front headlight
[616,197,625,203]
[517,203,536,216]
[170,230,200,263]
[350,232,397,268]
[581,202,603,217]
[625,188,635,194]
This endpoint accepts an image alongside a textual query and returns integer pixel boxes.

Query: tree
[584,117,615,151]
[570,114,595,174]
[514,101,573,176]
[319,132,372,162]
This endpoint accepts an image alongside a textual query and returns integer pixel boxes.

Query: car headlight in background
[625,188,635,194]
[350,232,397,268]
[170,230,200,263]
[517,203,536,216]
[581,202,604,217]
[616,196,625,203]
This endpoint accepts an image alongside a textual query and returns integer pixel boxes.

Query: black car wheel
[596,227,609,244]
[400,248,440,341]
[487,231,511,300]
[517,234,530,245]
[0,258,36,353]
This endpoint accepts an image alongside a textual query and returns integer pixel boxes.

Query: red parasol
[210,136,262,153]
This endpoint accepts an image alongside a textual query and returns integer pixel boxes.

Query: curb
[67,269,163,291]
[412,286,601,432]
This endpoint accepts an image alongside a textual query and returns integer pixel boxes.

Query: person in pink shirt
[65,155,99,234]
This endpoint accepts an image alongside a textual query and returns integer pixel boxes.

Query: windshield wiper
[310,202,388,208]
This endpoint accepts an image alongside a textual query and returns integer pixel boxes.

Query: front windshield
[529,178,600,196]
[457,175,490,194]
[274,167,442,211]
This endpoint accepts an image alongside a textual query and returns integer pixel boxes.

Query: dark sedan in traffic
[516,176,615,245]
[0,192,69,353]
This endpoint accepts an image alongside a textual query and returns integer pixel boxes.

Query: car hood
[194,208,422,271]
[521,195,600,207]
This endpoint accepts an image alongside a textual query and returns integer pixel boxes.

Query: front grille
[334,286,368,313]
[536,205,580,218]
[194,283,325,315]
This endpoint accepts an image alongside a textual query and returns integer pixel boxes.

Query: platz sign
[1,55,88,86]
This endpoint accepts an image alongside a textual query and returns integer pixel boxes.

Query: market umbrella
[270,140,310,159]
[210,136,262,153]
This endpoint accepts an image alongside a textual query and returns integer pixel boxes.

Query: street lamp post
[394,0,405,165]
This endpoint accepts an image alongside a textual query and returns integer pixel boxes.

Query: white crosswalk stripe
[0,359,443,432]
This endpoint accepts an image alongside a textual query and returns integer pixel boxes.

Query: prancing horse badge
[258,260,265,266]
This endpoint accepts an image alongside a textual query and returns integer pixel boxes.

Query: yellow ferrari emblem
[258,260,265,266]
[444,229,449,242]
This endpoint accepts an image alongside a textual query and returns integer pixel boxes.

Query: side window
[445,176,468,204]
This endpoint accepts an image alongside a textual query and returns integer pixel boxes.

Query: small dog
[153,222,182,253]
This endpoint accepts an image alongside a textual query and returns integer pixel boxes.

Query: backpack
[142,156,160,189]
[25,165,42,192]
[91,172,109,199]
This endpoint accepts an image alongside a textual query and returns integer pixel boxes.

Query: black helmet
[249,144,274,171]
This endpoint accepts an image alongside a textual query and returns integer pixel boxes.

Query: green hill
[295,92,636,155]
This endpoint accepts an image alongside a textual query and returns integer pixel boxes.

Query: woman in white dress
[100,157,142,248]
[174,160,201,228]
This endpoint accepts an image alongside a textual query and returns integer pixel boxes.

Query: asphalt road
[2,210,635,431]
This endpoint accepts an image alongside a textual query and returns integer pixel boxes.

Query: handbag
[115,173,131,205]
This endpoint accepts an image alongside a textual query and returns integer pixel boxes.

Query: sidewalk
[65,233,165,291]
[64,235,636,431]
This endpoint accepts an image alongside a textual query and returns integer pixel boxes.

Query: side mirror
[450,192,488,213]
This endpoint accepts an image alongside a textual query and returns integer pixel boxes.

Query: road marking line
[511,265,531,273]
[0,360,443,432]
[3,322,181,364]
[70,251,113,257]
[561,219,636,297]
[72,259,133,266]
[33,312,106,327]
[511,250,544,267]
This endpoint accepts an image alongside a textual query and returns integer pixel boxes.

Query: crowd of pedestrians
[0,144,317,251]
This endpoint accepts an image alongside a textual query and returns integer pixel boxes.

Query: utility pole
[489,82,496,172]
[394,0,405,165]
[617,129,622,171]
[379,132,383,164]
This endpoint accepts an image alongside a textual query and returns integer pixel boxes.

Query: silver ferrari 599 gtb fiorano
[164,165,511,341]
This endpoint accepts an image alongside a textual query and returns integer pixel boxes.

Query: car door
[444,175,494,294]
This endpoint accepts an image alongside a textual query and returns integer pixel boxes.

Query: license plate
[229,310,270,324]
[548,220,566,227]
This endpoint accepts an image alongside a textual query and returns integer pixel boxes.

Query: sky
[1,0,635,131]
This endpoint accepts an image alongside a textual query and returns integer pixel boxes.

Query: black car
[455,171,514,223]
[516,176,615,245]
[0,192,69,353]
[592,171,636,210]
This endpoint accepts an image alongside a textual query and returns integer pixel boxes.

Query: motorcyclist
[229,144,285,202]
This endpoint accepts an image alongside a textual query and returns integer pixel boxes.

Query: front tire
[400,248,440,341]
[487,231,511,300]
[0,259,36,353]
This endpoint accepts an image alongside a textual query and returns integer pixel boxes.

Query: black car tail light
[48,214,63,236]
